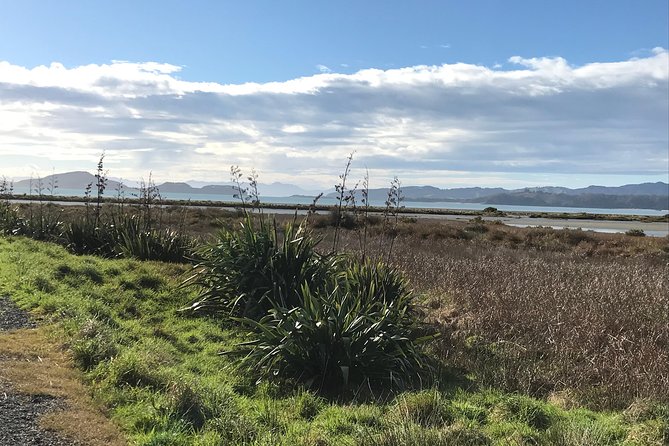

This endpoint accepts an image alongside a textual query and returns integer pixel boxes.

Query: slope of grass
[0,236,666,445]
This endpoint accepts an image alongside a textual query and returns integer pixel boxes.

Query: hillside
[8,171,668,210]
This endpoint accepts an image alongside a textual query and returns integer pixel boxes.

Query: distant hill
[327,182,668,202]
[11,172,310,198]
[524,182,669,197]
[156,182,237,195]
[470,191,669,211]
[13,171,127,194]
[327,182,669,210]
[8,171,668,210]
[356,186,508,202]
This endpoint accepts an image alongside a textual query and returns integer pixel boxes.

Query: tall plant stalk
[332,152,354,253]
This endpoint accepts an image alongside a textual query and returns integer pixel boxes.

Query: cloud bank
[0,49,667,188]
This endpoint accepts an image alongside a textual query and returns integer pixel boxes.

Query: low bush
[116,215,194,263]
[64,219,117,257]
[188,215,437,392]
[229,275,433,391]
[184,216,334,319]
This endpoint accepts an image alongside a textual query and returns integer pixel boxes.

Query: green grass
[1,236,667,445]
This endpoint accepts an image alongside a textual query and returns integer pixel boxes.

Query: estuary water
[12,188,669,217]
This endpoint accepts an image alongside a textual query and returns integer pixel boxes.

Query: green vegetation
[1,159,667,444]
[184,217,334,318]
[186,215,432,391]
[0,185,195,263]
[1,235,667,445]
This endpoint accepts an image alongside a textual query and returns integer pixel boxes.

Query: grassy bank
[1,235,667,445]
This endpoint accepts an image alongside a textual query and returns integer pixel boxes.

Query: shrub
[625,228,646,237]
[64,219,117,257]
[341,260,410,309]
[64,214,194,262]
[188,216,437,394]
[184,217,334,319]
[0,197,20,235]
[12,211,64,241]
[321,209,358,229]
[113,214,193,262]
[228,278,434,391]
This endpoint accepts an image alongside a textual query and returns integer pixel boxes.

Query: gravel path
[0,295,36,331]
[0,295,78,446]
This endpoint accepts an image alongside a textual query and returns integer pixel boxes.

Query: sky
[0,0,668,190]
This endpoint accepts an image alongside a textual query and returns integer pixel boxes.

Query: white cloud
[0,50,667,188]
[316,64,332,73]
[281,124,307,134]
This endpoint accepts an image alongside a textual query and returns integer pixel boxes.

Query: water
[505,224,667,238]
[10,187,669,216]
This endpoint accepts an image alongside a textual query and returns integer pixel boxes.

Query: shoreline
[5,194,668,236]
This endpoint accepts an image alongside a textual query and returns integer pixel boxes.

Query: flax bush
[229,280,433,391]
[186,215,436,391]
[184,216,335,319]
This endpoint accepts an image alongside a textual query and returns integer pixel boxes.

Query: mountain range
[11,172,316,197]
[8,171,669,211]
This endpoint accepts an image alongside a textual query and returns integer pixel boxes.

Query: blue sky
[0,1,667,189]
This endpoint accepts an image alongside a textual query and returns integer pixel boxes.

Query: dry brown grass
[0,327,126,445]
[392,236,667,409]
[327,223,669,409]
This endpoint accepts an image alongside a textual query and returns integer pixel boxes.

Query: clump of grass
[362,421,492,446]
[105,349,170,390]
[488,394,555,430]
[71,318,119,370]
[391,390,453,427]
[163,380,237,430]
[295,391,326,420]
